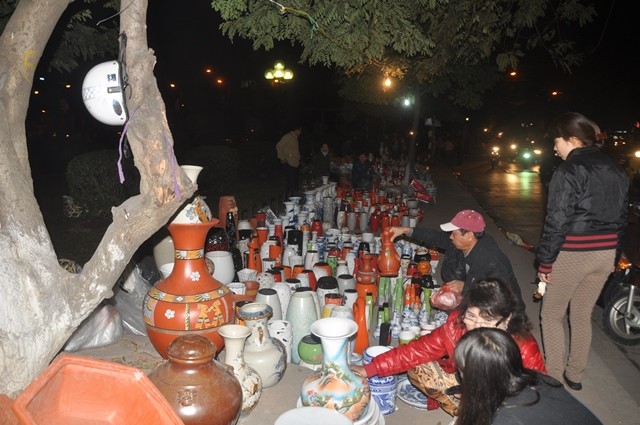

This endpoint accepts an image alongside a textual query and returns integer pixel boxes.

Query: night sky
[146,0,639,134]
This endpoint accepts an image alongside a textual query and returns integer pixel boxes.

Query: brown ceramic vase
[148,334,242,425]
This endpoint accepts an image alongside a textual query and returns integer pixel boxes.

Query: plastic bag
[63,304,124,352]
[430,283,463,311]
[109,261,153,336]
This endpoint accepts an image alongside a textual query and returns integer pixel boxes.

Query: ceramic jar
[236,303,287,388]
[297,334,323,365]
[148,334,242,425]
[316,276,340,310]
[218,324,262,417]
[300,318,371,421]
[144,222,235,358]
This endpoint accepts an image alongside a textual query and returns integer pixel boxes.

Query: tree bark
[0,0,192,395]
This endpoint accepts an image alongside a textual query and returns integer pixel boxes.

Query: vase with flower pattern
[144,221,235,358]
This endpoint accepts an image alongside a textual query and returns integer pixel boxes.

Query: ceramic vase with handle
[300,317,371,421]
[236,303,287,388]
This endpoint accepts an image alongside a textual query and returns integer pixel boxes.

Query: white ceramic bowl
[277,406,353,425]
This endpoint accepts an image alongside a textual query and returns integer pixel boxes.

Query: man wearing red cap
[390,209,523,304]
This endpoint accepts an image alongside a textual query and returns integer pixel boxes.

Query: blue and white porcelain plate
[396,377,428,410]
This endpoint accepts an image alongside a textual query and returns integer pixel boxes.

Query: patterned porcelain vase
[300,317,371,421]
[236,303,287,388]
[218,324,262,417]
[144,222,235,358]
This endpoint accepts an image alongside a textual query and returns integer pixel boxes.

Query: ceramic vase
[144,222,235,358]
[300,317,371,421]
[316,276,340,310]
[236,303,287,388]
[268,319,294,363]
[286,291,319,364]
[271,281,293,318]
[205,250,236,285]
[356,253,378,302]
[218,324,262,417]
[147,334,242,425]
[254,288,282,321]
[377,228,400,277]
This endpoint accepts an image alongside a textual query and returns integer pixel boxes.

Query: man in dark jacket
[389,209,524,304]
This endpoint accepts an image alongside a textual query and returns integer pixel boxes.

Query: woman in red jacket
[358,279,545,416]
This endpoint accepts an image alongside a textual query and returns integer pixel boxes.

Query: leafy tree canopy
[212,0,597,109]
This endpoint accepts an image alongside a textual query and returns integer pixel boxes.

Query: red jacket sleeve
[364,311,464,377]
[515,333,547,374]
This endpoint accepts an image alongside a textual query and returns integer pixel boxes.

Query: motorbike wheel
[602,290,640,346]
[598,271,629,307]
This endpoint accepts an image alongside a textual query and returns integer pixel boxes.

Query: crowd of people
[274,112,627,424]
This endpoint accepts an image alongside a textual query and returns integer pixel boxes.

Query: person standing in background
[311,143,332,179]
[275,125,302,199]
[536,112,628,391]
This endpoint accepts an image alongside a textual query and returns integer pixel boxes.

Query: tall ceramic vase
[300,317,371,422]
[144,221,235,358]
[286,291,319,364]
[377,228,400,277]
[219,324,263,417]
[356,253,378,302]
[236,303,287,388]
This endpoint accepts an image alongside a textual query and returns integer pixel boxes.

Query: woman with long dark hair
[454,327,601,425]
[356,279,545,416]
[537,112,628,390]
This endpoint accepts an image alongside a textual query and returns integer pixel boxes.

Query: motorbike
[601,202,640,346]
[489,146,500,169]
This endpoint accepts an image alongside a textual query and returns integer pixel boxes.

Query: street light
[265,61,294,84]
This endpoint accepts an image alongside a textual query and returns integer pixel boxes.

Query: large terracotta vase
[148,334,242,425]
[219,324,263,417]
[144,221,235,358]
[236,303,287,388]
[300,317,371,421]
[377,228,400,277]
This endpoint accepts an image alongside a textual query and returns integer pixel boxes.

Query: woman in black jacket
[536,112,628,390]
[454,328,601,425]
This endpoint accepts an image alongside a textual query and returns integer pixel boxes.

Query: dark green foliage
[66,149,140,218]
[181,145,241,197]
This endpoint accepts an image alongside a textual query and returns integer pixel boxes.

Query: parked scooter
[602,202,640,346]
[489,146,500,169]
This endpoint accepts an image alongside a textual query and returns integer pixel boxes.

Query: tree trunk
[0,0,192,395]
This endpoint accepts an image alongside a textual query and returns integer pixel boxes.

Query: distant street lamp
[264,61,293,84]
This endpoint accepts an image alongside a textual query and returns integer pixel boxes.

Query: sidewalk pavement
[73,162,639,424]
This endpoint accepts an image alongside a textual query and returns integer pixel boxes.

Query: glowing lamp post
[264,61,293,84]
